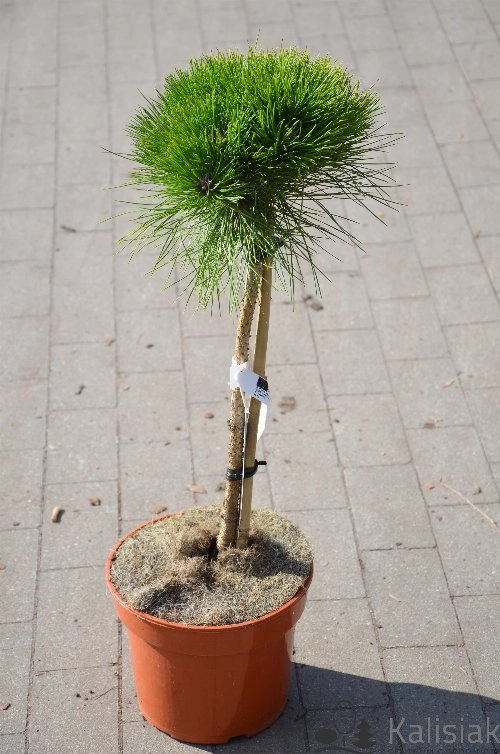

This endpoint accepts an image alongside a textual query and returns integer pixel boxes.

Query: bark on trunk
[216,272,260,550]
[236,261,272,548]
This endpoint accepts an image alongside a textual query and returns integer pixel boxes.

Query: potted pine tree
[106,45,397,744]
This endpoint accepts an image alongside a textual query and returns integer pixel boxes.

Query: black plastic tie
[225,459,267,481]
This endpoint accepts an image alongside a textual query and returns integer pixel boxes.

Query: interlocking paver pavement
[0,0,499,752]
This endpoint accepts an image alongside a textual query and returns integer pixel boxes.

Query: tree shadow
[216,665,499,753]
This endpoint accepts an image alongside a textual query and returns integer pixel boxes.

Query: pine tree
[352,718,376,750]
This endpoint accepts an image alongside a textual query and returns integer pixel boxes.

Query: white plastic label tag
[228,359,270,439]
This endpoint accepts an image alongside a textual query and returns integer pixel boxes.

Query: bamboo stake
[236,260,272,548]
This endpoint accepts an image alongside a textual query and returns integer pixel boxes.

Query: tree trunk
[216,272,260,550]
[236,261,272,548]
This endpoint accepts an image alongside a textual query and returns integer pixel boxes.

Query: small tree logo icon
[313,700,376,753]
[352,719,376,750]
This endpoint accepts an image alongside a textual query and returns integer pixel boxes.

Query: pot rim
[105,511,313,634]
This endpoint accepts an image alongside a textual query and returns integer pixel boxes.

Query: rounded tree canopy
[119,45,398,310]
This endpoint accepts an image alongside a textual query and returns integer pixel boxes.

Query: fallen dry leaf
[309,300,324,311]
[473,485,482,496]
[75,384,85,395]
[388,593,401,602]
[104,337,115,347]
[60,224,77,233]
[204,411,215,419]
[0,562,6,571]
[89,497,101,507]
[442,378,456,388]
[278,395,296,413]
[423,420,435,429]
[184,484,207,494]
[424,482,435,490]
[153,505,167,514]
[1,702,11,711]
[50,506,63,523]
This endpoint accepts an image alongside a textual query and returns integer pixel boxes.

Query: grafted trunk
[216,273,260,550]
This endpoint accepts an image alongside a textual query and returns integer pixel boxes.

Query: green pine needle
[116,44,400,311]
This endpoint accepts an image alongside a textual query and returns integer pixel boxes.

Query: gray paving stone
[454,40,500,81]
[109,46,156,85]
[29,665,119,754]
[388,357,471,429]
[114,252,174,312]
[50,342,116,411]
[120,438,193,520]
[471,79,500,148]
[426,264,500,325]
[59,92,109,143]
[379,86,427,127]
[386,0,438,32]
[3,121,55,166]
[397,165,460,215]
[339,0,386,16]
[479,236,500,293]
[346,464,435,550]
[292,1,343,36]
[460,185,500,237]
[5,85,56,126]
[466,388,500,463]
[0,735,24,754]
[305,272,374,331]
[344,15,398,51]
[288,508,365,601]
[41,481,118,570]
[295,599,387,709]
[264,431,346,511]
[425,100,488,144]
[389,123,442,169]
[356,49,412,88]
[0,207,53,263]
[52,280,114,344]
[360,241,428,300]
[0,448,42,530]
[60,27,105,69]
[399,26,454,65]
[189,417,228,479]
[439,6,496,43]
[35,566,117,670]
[0,262,50,318]
[53,230,113,287]
[454,595,500,699]
[446,322,500,389]
[411,62,470,104]
[330,393,411,466]
[346,198,412,244]
[296,34,355,69]
[267,298,316,366]
[407,425,499,505]
[117,307,182,374]
[0,316,49,382]
[0,163,54,210]
[442,140,500,188]
[382,646,489,749]
[46,409,117,484]
[0,380,46,450]
[179,305,236,339]
[362,548,461,647]
[430,504,500,596]
[265,363,331,435]
[0,621,32,734]
[0,528,38,622]
[118,371,187,444]
[123,721,214,753]
[316,329,390,395]
[56,183,111,234]
[409,212,480,267]
[373,298,448,360]
[58,141,110,186]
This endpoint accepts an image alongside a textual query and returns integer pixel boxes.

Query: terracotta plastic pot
[106,516,312,744]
